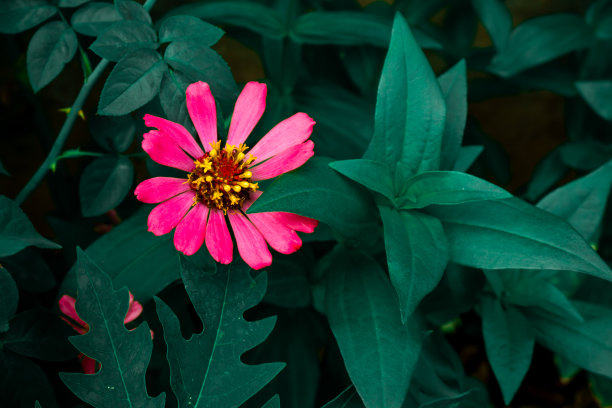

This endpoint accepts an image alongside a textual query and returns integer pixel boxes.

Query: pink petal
[246,212,303,255]
[205,208,233,264]
[134,177,190,204]
[79,354,98,374]
[242,190,262,211]
[228,211,272,270]
[59,295,87,329]
[144,114,203,158]
[124,293,143,324]
[249,112,315,164]
[186,82,217,152]
[250,140,314,181]
[147,191,196,236]
[227,82,267,147]
[174,203,210,256]
[142,131,195,172]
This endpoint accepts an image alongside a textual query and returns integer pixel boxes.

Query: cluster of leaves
[1,0,612,407]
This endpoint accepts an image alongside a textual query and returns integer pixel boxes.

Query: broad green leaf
[0,195,60,257]
[159,15,224,45]
[1,247,56,293]
[469,0,511,50]
[586,0,612,39]
[58,207,180,303]
[1,308,74,361]
[0,351,58,407]
[247,157,377,238]
[576,80,612,121]
[329,159,395,200]
[88,114,136,153]
[79,156,134,217]
[396,171,511,210]
[98,49,166,115]
[489,14,593,77]
[291,12,390,47]
[363,14,446,177]
[527,301,612,378]
[427,198,612,280]
[0,266,17,332]
[452,145,483,172]
[115,0,151,24]
[537,160,612,241]
[71,2,122,36]
[322,386,365,408]
[326,249,423,408]
[60,249,165,408]
[379,206,448,322]
[263,256,311,308]
[154,257,284,407]
[438,60,467,171]
[90,20,157,62]
[481,296,534,404]
[26,21,77,92]
[159,69,193,131]
[0,0,57,34]
[59,0,90,7]
[164,1,284,38]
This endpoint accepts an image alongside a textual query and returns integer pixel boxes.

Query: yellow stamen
[239,171,252,178]
[232,185,241,192]
[223,184,232,192]
[238,181,250,188]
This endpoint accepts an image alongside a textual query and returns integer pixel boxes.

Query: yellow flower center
[187,141,258,213]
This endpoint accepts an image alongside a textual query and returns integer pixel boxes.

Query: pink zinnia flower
[134,81,318,269]
[59,292,144,374]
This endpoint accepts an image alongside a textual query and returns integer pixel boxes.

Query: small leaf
[59,249,165,408]
[379,206,448,322]
[363,13,446,177]
[397,171,511,210]
[27,21,77,92]
[79,156,134,217]
[469,0,512,50]
[0,266,18,332]
[90,20,157,62]
[576,80,612,121]
[0,0,57,34]
[329,159,395,200]
[523,149,567,201]
[58,0,90,7]
[452,145,483,172]
[71,1,121,36]
[489,14,593,77]
[88,114,136,153]
[0,196,61,257]
[262,395,281,408]
[322,386,365,408]
[115,0,151,24]
[159,15,224,45]
[159,69,193,130]
[326,248,423,408]
[438,60,468,171]
[481,296,534,404]
[247,157,377,238]
[98,49,166,115]
[0,247,56,292]
[427,198,612,281]
[155,257,284,407]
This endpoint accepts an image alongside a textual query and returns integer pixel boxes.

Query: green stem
[15,0,158,206]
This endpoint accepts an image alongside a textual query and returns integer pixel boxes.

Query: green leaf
[363,13,446,177]
[469,0,511,50]
[115,0,151,24]
[438,60,467,171]
[326,248,423,408]
[71,2,122,36]
[58,207,180,303]
[59,0,90,7]
[0,266,18,332]
[379,206,448,322]
[527,301,612,378]
[90,20,157,62]
[537,160,612,241]
[427,198,612,280]
[79,156,134,217]
[159,69,193,131]
[26,21,77,92]
[98,49,166,115]
[291,11,390,47]
[481,296,534,404]
[60,249,165,408]
[0,351,58,407]
[452,145,483,172]
[586,0,612,39]
[1,241,56,293]
[247,157,377,238]
[590,373,612,406]
[322,386,365,408]
[88,114,136,153]
[0,196,60,257]
[329,159,395,200]
[397,171,511,210]
[523,149,567,202]
[0,0,57,34]
[576,80,612,121]
[1,308,75,361]
[159,15,224,45]
[164,1,284,38]
[0,159,8,176]
[489,14,593,77]
[154,257,284,407]
[558,140,612,171]
[263,256,311,308]
[164,41,237,114]
[262,395,281,408]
